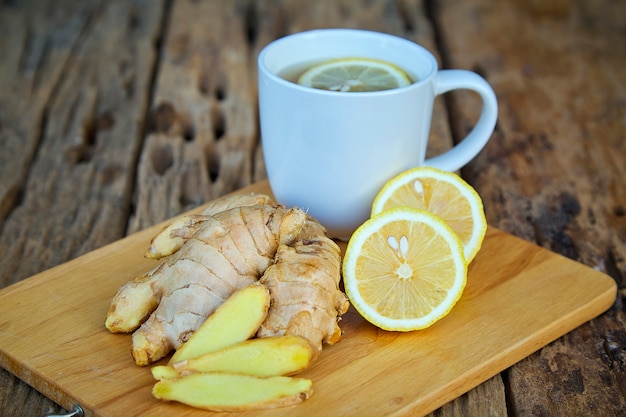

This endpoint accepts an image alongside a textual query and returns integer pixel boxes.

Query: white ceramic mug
[258,29,498,239]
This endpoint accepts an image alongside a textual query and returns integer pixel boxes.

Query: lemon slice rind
[297,58,411,92]
[371,167,487,262]
[343,207,467,331]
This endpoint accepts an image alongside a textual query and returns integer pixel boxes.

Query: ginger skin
[106,193,349,365]
[145,193,275,260]
[258,218,349,357]
[106,201,307,365]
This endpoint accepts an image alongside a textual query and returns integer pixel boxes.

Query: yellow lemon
[342,208,467,331]
[297,58,411,92]
[371,167,487,262]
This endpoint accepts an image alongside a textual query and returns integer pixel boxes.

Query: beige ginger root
[258,218,350,357]
[106,193,349,365]
[145,193,275,260]
[106,199,307,365]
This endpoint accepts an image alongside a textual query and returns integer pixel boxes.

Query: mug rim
[258,28,439,97]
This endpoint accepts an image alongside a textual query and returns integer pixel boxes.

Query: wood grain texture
[0,0,164,285]
[433,0,626,414]
[0,181,616,417]
[0,1,164,415]
[1,0,624,416]
[129,0,258,233]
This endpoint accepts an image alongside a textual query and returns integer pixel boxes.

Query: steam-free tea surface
[0,182,616,417]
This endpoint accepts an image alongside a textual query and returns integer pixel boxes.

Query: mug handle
[423,69,498,172]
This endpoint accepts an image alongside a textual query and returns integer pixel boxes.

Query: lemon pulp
[372,167,487,262]
[343,208,467,331]
[297,58,411,92]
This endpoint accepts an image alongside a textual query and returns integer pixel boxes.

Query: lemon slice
[343,208,467,331]
[371,167,487,263]
[297,58,411,92]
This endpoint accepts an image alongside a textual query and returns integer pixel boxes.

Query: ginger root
[106,199,307,365]
[258,218,350,357]
[105,193,349,365]
[153,373,313,411]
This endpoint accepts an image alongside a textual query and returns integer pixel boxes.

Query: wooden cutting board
[0,181,616,417]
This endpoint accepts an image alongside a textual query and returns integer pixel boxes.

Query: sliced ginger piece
[152,335,314,380]
[169,283,270,364]
[153,373,313,411]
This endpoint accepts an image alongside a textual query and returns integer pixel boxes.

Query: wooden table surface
[0,0,624,416]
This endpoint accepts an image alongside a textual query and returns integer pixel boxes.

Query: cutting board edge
[402,273,617,417]
[0,348,79,416]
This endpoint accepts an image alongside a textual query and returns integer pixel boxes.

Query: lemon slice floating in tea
[343,208,467,331]
[372,167,487,263]
[297,58,411,92]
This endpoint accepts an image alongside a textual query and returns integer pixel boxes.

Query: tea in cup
[258,29,497,239]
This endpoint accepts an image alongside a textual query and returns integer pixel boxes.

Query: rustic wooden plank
[0,367,62,417]
[0,1,166,416]
[128,0,260,233]
[431,376,507,417]
[435,0,626,415]
[128,0,455,233]
[0,0,164,283]
[0,0,92,226]
[0,0,100,283]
